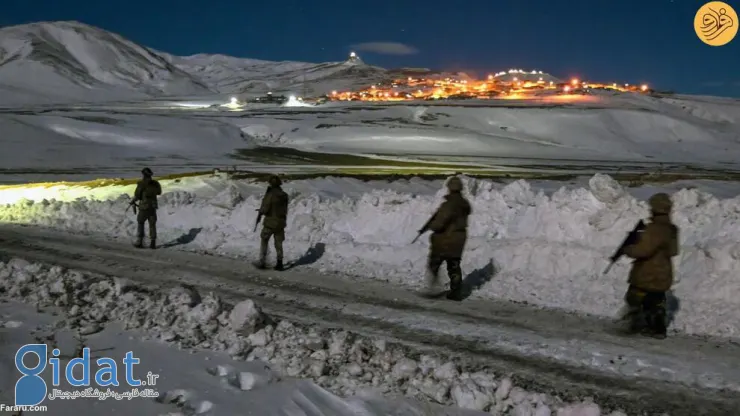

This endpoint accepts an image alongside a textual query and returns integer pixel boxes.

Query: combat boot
[446,282,464,301]
[642,309,667,339]
[274,259,284,271]
[641,328,667,339]
[255,258,267,269]
[134,238,144,249]
[150,239,157,249]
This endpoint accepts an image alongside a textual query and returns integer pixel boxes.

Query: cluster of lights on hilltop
[492,69,546,77]
[212,51,652,108]
[328,59,651,102]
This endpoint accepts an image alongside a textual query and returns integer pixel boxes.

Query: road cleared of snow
[0,224,738,415]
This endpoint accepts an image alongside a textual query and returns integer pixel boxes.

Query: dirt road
[1,224,739,415]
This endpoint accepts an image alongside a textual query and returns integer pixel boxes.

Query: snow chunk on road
[229,299,264,334]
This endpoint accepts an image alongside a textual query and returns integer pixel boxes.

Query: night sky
[2,0,739,96]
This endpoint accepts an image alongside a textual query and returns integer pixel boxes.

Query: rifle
[411,213,436,244]
[127,201,138,215]
[253,210,262,232]
[253,187,270,232]
[603,220,646,275]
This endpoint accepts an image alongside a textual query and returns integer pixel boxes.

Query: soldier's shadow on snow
[666,290,681,327]
[162,228,203,248]
[286,243,326,270]
[461,260,498,300]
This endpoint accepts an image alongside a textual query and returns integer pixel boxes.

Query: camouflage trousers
[427,255,462,291]
[136,208,157,241]
[624,285,667,334]
[259,227,285,262]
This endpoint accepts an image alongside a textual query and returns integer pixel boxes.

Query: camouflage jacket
[259,186,289,230]
[427,192,471,258]
[623,214,679,292]
[134,178,162,211]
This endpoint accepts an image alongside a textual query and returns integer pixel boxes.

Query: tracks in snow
[0,224,739,415]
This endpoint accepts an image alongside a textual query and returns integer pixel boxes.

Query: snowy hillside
[2,91,738,184]
[234,97,740,167]
[0,21,390,105]
[0,21,213,105]
[161,52,389,96]
[492,69,562,84]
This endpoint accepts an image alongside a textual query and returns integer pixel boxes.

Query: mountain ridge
[0,20,393,104]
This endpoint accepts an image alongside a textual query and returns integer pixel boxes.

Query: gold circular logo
[695,1,738,46]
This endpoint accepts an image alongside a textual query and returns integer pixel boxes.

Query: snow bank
[1,174,740,339]
[0,259,628,415]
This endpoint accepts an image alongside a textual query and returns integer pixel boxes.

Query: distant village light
[325,66,652,102]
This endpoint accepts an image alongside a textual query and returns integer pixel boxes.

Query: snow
[0,111,252,179]
[0,21,212,106]
[2,173,740,341]
[0,21,387,106]
[160,52,388,97]
[0,301,483,415]
[0,259,625,415]
[226,100,740,167]
[1,92,740,183]
[1,22,740,183]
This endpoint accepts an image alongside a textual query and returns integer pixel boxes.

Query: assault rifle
[253,210,262,232]
[603,220,646,275]
[127,201,138,215]
[253,187,271,232]
[411,213,437,244]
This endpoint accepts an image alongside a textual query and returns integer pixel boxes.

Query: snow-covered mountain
[0,21,214,105]
[160,52,388,96]
[0,21,391,105]
[0,21,570,106]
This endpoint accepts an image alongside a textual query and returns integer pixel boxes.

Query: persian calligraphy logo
[695,1,737,46]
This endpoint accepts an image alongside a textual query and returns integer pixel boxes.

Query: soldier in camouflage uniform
[622,192,679,339]
[256,175,289,271]
[132,167,162,249]
[422,176,472,301]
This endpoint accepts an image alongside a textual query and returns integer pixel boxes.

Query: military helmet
[446,176,463,192]
[141,167,153,177]
[648,192,672,214]
[268,174,282,187]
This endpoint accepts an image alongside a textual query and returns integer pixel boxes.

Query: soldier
[621,192,679,339]
[421,176,472,301]
[255,175,289,271]
[131,167,162,249]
